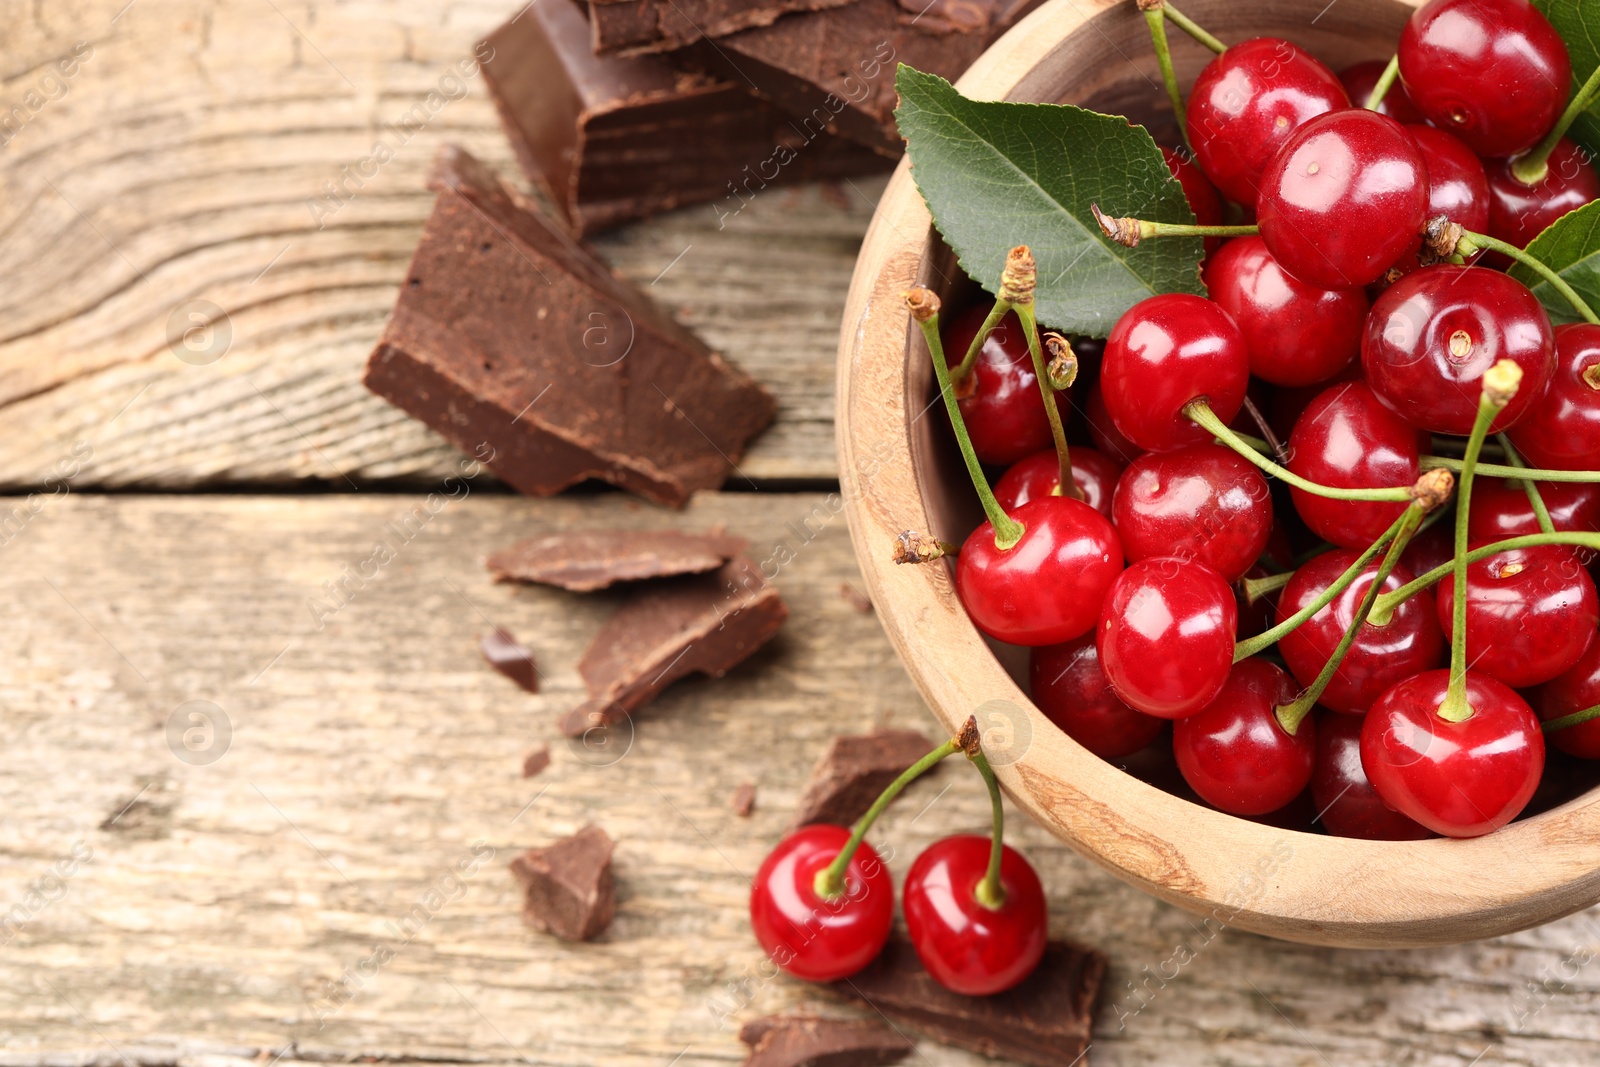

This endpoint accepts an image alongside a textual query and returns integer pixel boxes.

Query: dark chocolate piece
[833,936,1105,1067]
[838,581,873,613]
[487,528,748,591]
[363,146,775,508]
[732,781,757,817]
[480,0,888,235]
[510,824,617,941]
[522,744,552,778]
[792,729,936,828]
[589,0,857,55]
[560,556,787,736]
[737,1014,913,1067]
[481,627,540,692]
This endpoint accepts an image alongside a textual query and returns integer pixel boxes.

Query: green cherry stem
[1420,455,1600,482]
[1448,227,1600,325]
[953,298,1011,384]
[907,287,1026,551]
[1142,4,1188,128]
[1497,434,1556,535]
[1363,54,1401,111]
[1543,702,1600,734]
[1093,205,1257,246]
[1015,301,1082,501]
[1159,0,1227,54]
[967,741,1007,910]
[1511,61,1600,186]
[1243,570,1294,603]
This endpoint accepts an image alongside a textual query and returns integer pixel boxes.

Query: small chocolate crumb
[738,1014,913,1067]
[481,627,539,693]
[487,529,748,591]
[509,824,616,941]
[792,729,937,828]
[732,782,756,817]
[839,582,873,613]
[521,744,551,778]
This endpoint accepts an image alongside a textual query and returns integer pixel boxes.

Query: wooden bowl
[837,0,1600,947]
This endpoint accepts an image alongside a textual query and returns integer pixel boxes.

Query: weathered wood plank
[3,492,1600,1065]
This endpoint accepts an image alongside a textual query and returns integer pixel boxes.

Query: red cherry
[942,306,1056,466]
[956,496,1124,647]
[1467,477,1600,540]
[1363,265,1555,435]
[1084,380,1145,463]
[1312,712,1434,840]
[1277,550,1445,715]
[1101,294,1249,453]
[1508,323,1600,471]
[1486,140,1600,252]
[994,447,1122,519]
[1163,146,1224,254]
[1030,633,1165,759]
[1185,38,1349,206]
[1173,658,1315,815]
[1437,544,1599,688]
[1257,109,1430,290]
[1535,638,1600,758]
[902,835,1047,996]
[1398,0,1570,158]
[1401,523,1454,579]
[1098,557,1238,719]
[1204,235,1367,386]
[1339,60,1425,124]
[1409,125,1492,234]
[1360,669,1544,837]
[1112,442,1272,582]
[1286,381,1421,550]
[750,824,893,981]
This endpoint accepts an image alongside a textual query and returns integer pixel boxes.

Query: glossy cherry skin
[1084,381,1144,463]
[956,496,1123,647]
[1360,669,1544,837]
[1286,381,1421,550]
[1508,324,1600,471]
[1101,294,1248,453]
[750,824,894,981]
[1398,0,1571,158]
[943,305,1055,466]
[1185,38,1349,206]
[1486,140,1600,252]
[1204,235,1366,386]
[1401,524,1455,580]
[1437,543,1598,688]
[1173,658,1315,815]
[1277,550,1445,715]
[1164,146,1224,255]
[1339,60,1425,124]
[1363,266,1555,435]
[1312,712,1434,840]
[994,447,1121,520]
[1257,109,1430,290]
[1467,477,1600,540]
[1410,126,1492,234]
[1098,557,1238,719]
[902,836,1047,996]
[1112,443,1272,582]
[1030,633,1165,759]
[1535,638,1600,758]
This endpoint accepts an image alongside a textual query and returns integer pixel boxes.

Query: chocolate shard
[480,0,889,235]
[560,556,787,737]
[363,145,775,508]
[589,0,857,55]
[737,1014,913,1067]
[732,781,757,817]
[481,627,540,692]
[487,528,748,591]
[792,729,936,828]
[510,824,617,941]
[833,936,1105,1067]
[522,744,552,778]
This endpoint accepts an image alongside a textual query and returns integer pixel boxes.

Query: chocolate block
[738,1014,913,1067]
[487,528,748,591]
[522,744,552,778]
[589,0,857,55]
[510,824,617,941]
[560,556,787,736]
[792,729,936,827]
[481,627,539,692]
[480,0,888,234]
[833,936,1105,1067]
[732,781,757,817]
[364,146,775,507]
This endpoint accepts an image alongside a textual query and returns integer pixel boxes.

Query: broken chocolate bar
[480,0,887,235]
[560,556,787,736]
[363,145,775,508]
[732,781,757,817]
[589,0,856,55]
[487,528,748,591]
[522,744,552,778]
[792,729,936,827]
[833,936,1105,1067]
[481,627,540,692]
[510,824,617,941]
[738,1014,913,1067]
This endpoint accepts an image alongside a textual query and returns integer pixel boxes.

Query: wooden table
[4,2,1600,1065]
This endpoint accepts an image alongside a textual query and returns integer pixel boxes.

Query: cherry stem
[969,746,1007,911]
[1454,229,1600,326]
[1243,570,1293,603]
[909,291,1026,551]
[1241,394,1287,463]
[1185,400,1417,502]
[1496,434,1556,536]
[1362,54,1401,112]
[1160,1,1226,54]
[1093,205,1256,246]
[1511,61,1600,186]
[1016,303,1082,501]
[1421,455,1600,482]
[953,299,1011,384]
[1543,702,1600,734]
[1143,7,1188,129]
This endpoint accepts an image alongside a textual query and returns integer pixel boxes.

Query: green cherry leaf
[1533,0,1600,154]
[894,64,1203,338]
[1508,197,1600,324]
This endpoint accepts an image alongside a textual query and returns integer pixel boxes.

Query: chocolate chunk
[522,744,552,778]
[838,581,873,613]
[833,936,1105,1067]
[560,556,787,736]
[732,781,757,817]
[589,0,856,55]
[481,627,540,692]
[480,0,888,235]
[738,1014,913,1067]
[792,729,936,828]
[363,145,776,508]
[487,529,748,591]
[510,824,617,941]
